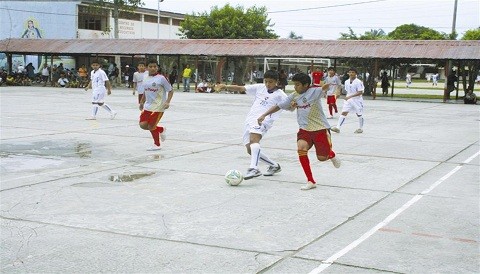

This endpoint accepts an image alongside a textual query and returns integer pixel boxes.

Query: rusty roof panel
[1,39,479,60]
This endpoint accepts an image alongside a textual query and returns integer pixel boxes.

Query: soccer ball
[225,169,243,186]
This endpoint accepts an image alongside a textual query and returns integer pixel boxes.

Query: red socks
[298,150,315,183]
[150,126,164,146]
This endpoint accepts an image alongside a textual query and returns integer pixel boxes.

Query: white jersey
[133,71,147,94]
[344,77,364,101]
[142,74,173,112]
[324,75,342,96]
[244,84,287,130]
[90,68,109,92]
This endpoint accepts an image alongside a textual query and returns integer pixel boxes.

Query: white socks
[249,143,261,169]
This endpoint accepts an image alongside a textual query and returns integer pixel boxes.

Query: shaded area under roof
[1,39,479,60]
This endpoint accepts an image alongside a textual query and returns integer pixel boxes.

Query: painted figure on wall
[21,19,42,39]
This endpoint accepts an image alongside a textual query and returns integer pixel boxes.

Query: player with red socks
[258,72,340,190]
[139,59,173,151]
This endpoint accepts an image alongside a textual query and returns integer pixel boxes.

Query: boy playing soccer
[132,61,147,107]
[216,70,287,180]
[324,67,342,119]
[258,72,340,190]
[84,59,116,120]
[331,67,364,134]
[139,59,173,151]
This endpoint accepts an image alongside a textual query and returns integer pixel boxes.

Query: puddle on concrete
[127,154,165,164]
[1,140,94,158]
[109,172,156,182]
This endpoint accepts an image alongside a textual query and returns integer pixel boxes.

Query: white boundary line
[309,150,480,274]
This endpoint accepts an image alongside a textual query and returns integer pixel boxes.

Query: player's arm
[132,81,137,95]
[84,80,91,91]
[258,105,281,125]
[345,89,363,100]
[105,80,112,95]
[215,84,246,93]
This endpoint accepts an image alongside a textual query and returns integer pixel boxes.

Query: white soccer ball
[225,169,243,186]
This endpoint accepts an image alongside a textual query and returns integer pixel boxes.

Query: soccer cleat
[160,127,167,142]
[264,164,281,176]
[110,111,117,120]
[331,126,340,133]
[327,115,333,119]
[85,117,96,120]
[301,181,317,190]
[331,157,341,168]
[146,145,161,151]
[244,168,262,180]
[354,128,363,134]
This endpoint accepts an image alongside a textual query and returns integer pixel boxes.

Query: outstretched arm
[215,84,246,93]
[257,105,281,125]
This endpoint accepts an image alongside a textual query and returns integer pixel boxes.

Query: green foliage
[387,24,447,40]
[288,31,303,39]
[339,27,386,40]
[179,4,278,39]
[461,28,480,40]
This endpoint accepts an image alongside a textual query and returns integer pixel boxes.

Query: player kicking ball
[139,59,173,151]
[258,73,341,190]
[215,70,287,180]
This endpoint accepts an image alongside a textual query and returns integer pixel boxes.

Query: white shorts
[242,123,269,145]
[341,98,364,116]
[92,89,106,103]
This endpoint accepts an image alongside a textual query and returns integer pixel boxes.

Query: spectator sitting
[58,73,69,88]
[195,80,208,93]
[464,89,477,104]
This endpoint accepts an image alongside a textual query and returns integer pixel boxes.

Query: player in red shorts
[323,67,342,119]
[258,73,340,190]
[139,59,173,151]
[311,67,324,87]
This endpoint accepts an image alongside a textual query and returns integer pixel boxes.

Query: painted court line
[308,150,480,274]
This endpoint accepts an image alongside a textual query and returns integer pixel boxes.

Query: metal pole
[157,0,164,39]
[451,0,458,38]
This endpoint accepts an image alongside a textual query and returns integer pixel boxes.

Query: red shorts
[297,129,332,157]
[139,110,164,127]
[327,95,336,104]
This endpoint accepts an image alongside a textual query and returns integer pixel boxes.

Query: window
[78,5,109,31]
[172,19,182,26]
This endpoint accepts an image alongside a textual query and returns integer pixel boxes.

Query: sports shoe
[301,181,317,190]
[331,157,341,168]
[264,164,281,176]
[85,117,96,120]
[331,126,340,133]
[160,127,167,142]
[110,111,117,120]
[146,145,161,151]
[244,168,262,180]
[354,128,363,134]
[327,115,333,119]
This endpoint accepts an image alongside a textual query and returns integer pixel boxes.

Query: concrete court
[0,86,479,274]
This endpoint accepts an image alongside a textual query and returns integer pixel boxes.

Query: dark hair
[349,67,358,74]
[264,69,279,80]
[147,59,158,65]
[91,59,100,64]
[137,61,145,66]
[292,73,311,85]
[327,66,335,71]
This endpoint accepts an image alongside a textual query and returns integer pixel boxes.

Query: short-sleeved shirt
[311,71,324,86]
[324,75,342,96]
[182,68,192,78]
[344,77,364,101]
[142,74,173,112]
[133,71,147,93]
[278,86,330,131]
[90,68,109,92]
[244,84,287,130]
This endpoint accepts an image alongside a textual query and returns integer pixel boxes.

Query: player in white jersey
[258,72,341,190]
[331,67,364,134]
[216,70,287,180]
[139,59,173,151]
[84,59,116,120]
[132,61,147,107]
[323,67,342,119]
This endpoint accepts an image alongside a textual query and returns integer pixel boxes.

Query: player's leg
[313,129,340,168]
[87,92,101,120]
[146,112,164,150]
[331,100,350,133]
[244,130,263,180]
[297,130,316,190]
[353,101,364,133]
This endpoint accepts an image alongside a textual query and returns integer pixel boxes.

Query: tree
[339,28,386,40]
[179,4,278,84]
[387,24,447,40]
[461,28,480,40]
[90,0,144,39]
[288,31,303,39]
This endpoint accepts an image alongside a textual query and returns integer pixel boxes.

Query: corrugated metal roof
[1,39,479,60]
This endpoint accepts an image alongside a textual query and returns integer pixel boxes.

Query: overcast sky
[143,0,479,39]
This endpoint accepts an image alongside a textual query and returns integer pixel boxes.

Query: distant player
[311,67,324,86]
[257,72,340,190]
[132,61,147,107]
[216,70,287,180]
[84,59,117,120]
[323,67,342,119]
[331,67,364,134]
[139,59,173,151]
